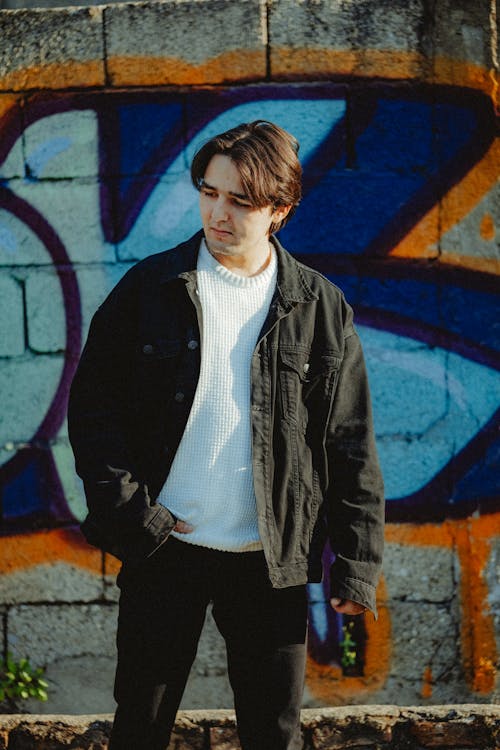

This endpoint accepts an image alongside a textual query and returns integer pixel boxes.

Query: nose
[211,197,229,222]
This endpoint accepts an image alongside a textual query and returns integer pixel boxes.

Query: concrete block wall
[0,0,498,715]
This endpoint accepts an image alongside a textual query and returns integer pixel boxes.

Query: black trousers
[109,537,307,750]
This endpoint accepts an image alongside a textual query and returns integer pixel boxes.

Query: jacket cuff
[330,569,378,619]
[81,504,177,563]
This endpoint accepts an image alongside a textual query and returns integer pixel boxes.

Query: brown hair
[191,120,302,234]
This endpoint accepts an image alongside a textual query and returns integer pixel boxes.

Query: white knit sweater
[158,239,277,551]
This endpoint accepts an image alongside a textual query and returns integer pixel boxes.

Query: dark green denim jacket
[68,231,384,615]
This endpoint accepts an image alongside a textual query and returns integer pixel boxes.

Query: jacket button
[143,344,154,355]
[174,392,185,402]
[187,340,199,350]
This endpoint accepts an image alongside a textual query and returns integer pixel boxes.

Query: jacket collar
[158,229,318,306]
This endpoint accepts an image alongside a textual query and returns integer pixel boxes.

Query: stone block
[383,544,455,602]
[7,716,113,749]
[388,601,459,681]
[441,179,500,263]
[0,203,55,267]
[0,353,64,445]
[25,269,66,353]
[0,273,24,356]
[8,602,117,664]
[269,0,427,79]
[105,0,267,86]
[23,107,100,180]
[0,96,24,179]
[434,0,493,70]
[0,562,103,605]
[23,655,116,716]
[0,7,105,91]
[7,177,116,264]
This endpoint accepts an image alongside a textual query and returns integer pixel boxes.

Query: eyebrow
[200,179,250,202]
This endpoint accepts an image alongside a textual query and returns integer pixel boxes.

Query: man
[68,121,384,750]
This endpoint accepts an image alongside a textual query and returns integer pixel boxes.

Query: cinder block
[0,96,24,179]
[388,601,459,679]
[24,656,116,715]
[105,0,266,86]
[0,203,54,267]
[0,562,103,605]
[8,178,116,264]
[0,273,24,356]
[0,7,105,91]
[24,108,100,180]
[434,0,493,69]
[8,602,117,664]
[0,353,64,444]
[269,0,427,79]
[384,544,456,602]
[441,181,500,263]
[25,269,65,353]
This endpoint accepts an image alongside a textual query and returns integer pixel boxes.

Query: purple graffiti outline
[0,186,82,527]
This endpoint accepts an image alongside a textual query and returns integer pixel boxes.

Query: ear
[271,204,292,224]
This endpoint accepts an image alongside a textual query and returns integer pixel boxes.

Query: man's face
[199,154,284,261]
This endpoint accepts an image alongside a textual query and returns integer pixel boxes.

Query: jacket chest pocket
[278,347,341,426]
[136,338,182,399]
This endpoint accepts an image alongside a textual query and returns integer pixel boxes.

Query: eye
[201,188,217,199]
[232,198,252,208]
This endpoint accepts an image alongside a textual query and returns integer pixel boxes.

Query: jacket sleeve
[67,276,176,563]
[325,300,385,617]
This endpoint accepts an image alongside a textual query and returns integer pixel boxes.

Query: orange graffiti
[0,51,497,100]
[0,528,101,576]
[386,515,499,695]
[107,51,265,87]
[390,137,500,274]
[480,213,496,241]
[421,665,433,699]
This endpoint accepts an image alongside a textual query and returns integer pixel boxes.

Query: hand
[173,519,194,534]
[330,597,367,616]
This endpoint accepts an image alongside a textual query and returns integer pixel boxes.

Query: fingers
[173,520,194,534]
[330,597,367,616]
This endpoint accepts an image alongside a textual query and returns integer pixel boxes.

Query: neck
[206,241,273,278]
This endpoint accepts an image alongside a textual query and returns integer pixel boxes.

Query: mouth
[210,227,232,238]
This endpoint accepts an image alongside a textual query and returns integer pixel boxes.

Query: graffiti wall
[0,0,498,712]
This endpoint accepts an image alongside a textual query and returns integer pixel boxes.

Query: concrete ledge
[0,705,499,748]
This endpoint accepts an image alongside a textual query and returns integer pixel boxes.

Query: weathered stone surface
[269,0,428,79]
[24,657,116,717]
[105,0,266,86]
[434,0,493,68]
[0,562,103,605]
[6,178,115,265]
[0,273,24,357]
[0,8,105,90]
[0,707,499,748]
[383,544,456,602]
[8,603,117,664]
[23,107,100,180]
[0,354,64,444]
[25,269,65,353]
[209,725,241,749]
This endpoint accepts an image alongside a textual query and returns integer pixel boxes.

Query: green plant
[339,621,357,670]
[0,653,48,706]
